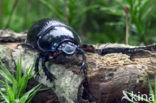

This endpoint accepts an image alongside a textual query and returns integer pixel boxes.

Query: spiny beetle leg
[42,57,56,82]
[35,54,41,76]
[77,48,87,75]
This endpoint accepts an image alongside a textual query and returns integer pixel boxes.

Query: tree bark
[0,30,156,103]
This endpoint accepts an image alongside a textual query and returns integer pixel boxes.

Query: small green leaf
[0,90,9,103]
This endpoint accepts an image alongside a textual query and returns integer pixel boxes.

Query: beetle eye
[62,44,76,55]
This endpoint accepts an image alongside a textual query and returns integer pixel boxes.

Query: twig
[64,0,68,23]
[140,49,156,57]
[124,6,129,45]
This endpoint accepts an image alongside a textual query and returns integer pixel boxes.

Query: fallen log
[0,30,156,103]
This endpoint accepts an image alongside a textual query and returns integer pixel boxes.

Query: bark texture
[0,30,156,103]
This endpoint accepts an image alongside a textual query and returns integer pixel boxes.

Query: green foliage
[0,0,97,33]
[0,0,156,45]
[39,0,98,31]
[147,77,156,103]
[0,58,41,103]
[127,0,153,43]
[100,0,155,44]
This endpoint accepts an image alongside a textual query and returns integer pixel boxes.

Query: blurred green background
[0,0,156,45]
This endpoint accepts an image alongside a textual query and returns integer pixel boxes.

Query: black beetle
[26,18,87,81]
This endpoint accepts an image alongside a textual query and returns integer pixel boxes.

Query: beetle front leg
[35,53,41,75]
[77,48,91,102]
[42,57,56,81]
[77,48,87,75]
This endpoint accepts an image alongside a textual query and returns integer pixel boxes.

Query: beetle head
[58,42,77,55]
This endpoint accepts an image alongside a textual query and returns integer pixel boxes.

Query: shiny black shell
[27,18,81,52]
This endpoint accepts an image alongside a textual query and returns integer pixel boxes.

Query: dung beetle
[26,18,87,81]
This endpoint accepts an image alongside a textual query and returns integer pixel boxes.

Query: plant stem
[5,0,19,29]
[64,0,68,23]
[124,6,129,45]
[126,13,129,45]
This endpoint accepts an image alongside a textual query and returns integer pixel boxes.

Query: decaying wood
[0,30,26,42]
[0,30,156,103]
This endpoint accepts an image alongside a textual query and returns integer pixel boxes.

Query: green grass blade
[12,79,17,99]
[0,90,9,103]
[0,70,13,84]
[27,64,35,79]
[0,80,5,85]
[17,73,29,98]
[148,78,154,97]
[5,80,15,103]
[16,57,22,82]
[0,57,40,103]
[26,85,41,103]
[0,60,15,83]
[17,62,34,98]
[18,84,41,103]
[17,65,31,97]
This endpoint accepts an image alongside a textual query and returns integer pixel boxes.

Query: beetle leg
[18,40,35,49]
[77,49,91,102]
[42,56,56,81]
[77,48,87,75]
[35,53,41,75]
